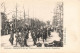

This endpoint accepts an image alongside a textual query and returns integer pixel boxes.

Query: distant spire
[28,9,29,18]
[15,3,18,29]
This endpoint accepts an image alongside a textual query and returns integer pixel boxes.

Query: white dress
[27,31,34,46]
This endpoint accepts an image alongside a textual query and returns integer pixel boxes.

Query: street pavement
[1,31,61,47]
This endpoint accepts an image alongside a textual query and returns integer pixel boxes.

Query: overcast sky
[0,0,62,23]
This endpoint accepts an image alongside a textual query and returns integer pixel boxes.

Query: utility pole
[28,9,30,26]
[24,8,25,23]
[33,9,34,18]
[28,9,29,18]
[15,3,17,29]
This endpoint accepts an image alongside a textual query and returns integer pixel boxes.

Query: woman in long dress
[27,30,34,46]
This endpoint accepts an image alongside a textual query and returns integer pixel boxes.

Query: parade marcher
[44,27,47,40]
[42,27,47,42]
[47,27,51,37]
[24,29,29,46]
[35,29,38,41]
[9,30,14,45]
[15,29,19,46]
[36,29,40,41]
[20,28,25,47]
[31,30,37,46]
[40,28,43,39]
[18,32,22,46]
[43,30,45,42]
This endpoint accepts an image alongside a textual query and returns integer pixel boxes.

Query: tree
[1,12,7,30]
[52,2,63,30]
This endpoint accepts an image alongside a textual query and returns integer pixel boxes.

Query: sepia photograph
[0,0,63,47]
[1,0,80,53]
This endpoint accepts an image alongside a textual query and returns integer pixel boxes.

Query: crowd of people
[9,26,52,47]
[9,26,63,47]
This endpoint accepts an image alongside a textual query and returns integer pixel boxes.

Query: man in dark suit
[15,30,19,46]
[36,29,40,41]
[31,30,37,46]
[9,30,14,45]
[43,27,47,42]
[24,29,29,46]
[47,27,51,37]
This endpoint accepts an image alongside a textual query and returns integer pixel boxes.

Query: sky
[0,0,63,24]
